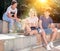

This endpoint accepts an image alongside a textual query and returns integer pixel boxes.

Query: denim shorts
[30,27,38,30]
[38,28,52,35]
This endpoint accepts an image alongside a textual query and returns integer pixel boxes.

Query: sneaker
[9,30,13,33]
[49,42,54,48]
[46,44,51,51]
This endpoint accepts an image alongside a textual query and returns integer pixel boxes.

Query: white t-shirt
[26,17,38,27]
[5,5,17,17]
[26,17,38,23]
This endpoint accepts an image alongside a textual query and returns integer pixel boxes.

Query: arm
[14,9,21,21]
[6,7,15,19]
[39,20,45,32]
[14,8,17,18]
[7,12,16,19]
[35,17,38,27]
[35,21,38,28]
[39,20,43,29]
[25,19,31,32]
[6,7,11,18]
[49,18,55,28]
[50,23,56,29]
[14,12,21,22]
[14,13,19,21]
[7,12,12,18]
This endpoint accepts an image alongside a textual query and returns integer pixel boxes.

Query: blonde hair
[29,8,37,17]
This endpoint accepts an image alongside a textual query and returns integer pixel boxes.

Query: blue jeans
[3,13,21,31]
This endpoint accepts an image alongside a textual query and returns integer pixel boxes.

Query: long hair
[29,8,37,17]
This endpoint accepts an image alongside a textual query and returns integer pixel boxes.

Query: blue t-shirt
[40,15,53,29]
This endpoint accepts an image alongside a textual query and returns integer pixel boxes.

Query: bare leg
[48,28,57,48]
[30,30,41,45]
[50,28,57,42]
[36,34,41,45]
[41,31,48,45]
[25,24,32,35]
[41,31,52,50]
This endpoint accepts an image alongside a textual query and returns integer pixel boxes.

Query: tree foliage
[17,0,60,22]
[0,0,60,22]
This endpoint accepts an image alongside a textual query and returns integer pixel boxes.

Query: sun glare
[39,0,47,3]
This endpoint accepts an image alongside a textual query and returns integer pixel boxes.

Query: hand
[10,17,16,19]
[16,18,21,22]
[41,29,44,31]
[50,24,55,29]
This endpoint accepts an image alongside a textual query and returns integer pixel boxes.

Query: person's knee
[55,28,57,31]
[41,32,46,37]
[33,30,38,35]
[25,28,31,34]
[53,28,57,33]
[25,27,31,32]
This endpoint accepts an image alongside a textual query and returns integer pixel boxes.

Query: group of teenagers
[3,1,57,51]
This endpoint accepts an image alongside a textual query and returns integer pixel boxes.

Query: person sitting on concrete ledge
[25,8,38,35]
[3,1,21,33]
[25,8,40,44]
[39,9,57,50]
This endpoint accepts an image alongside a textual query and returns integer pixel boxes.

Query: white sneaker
[9,30,13,33]
[46,44,51,51]
[49,42,54,48]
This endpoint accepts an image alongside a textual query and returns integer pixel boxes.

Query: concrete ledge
[0,20,3,33]
[0,20,9,34]
[0,33,60,51]
[0,34,37,51]
[2,21,9,34]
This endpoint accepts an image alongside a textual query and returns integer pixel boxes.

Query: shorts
[30,27,38,30]
[38,28,52,35]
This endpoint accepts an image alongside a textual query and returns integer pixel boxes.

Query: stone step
[0,20,9,34]
[0,33,60,51]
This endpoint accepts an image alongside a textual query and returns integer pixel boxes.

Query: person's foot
[9,30,13,33]
[49,42,54,48]
[42,42,45,47]
[46,44,51,51]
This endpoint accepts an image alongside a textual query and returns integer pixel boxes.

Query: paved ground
[30,40,60,51]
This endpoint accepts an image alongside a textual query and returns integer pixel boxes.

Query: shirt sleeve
[40,15,43,20]
[15,8,17,14]
[49,17,53,24]
[6,6,11,14]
